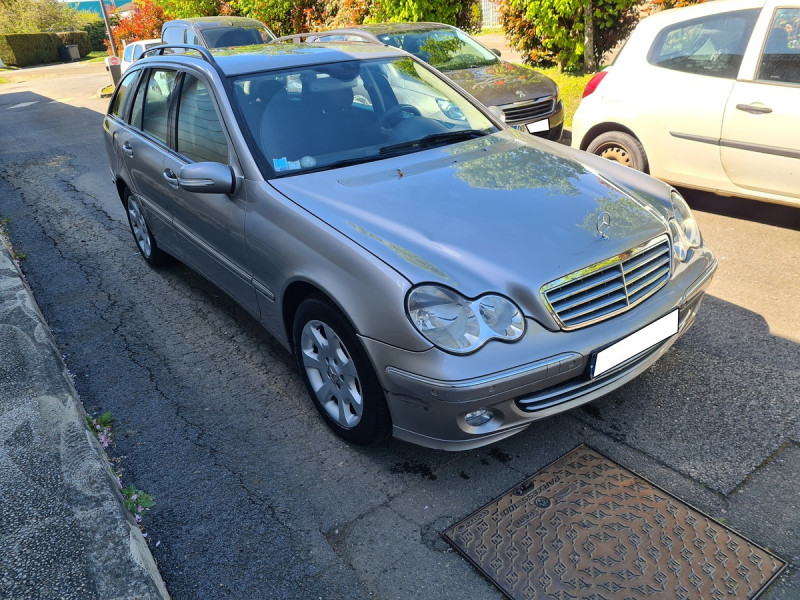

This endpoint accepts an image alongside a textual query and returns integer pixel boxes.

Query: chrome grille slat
[547,269,623,303]
[552,280,626,312]
[624,256,670,287]
[541,236,671,330]
[500,98,555,124]
[559,293,629,323]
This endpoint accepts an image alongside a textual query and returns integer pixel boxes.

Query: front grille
[541,236,671,330]
[500,98,554,124]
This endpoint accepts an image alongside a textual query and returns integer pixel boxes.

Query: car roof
[639,0,767,27]
[325,22,458,37]
[164,16,269,30]
[138,42,411,77]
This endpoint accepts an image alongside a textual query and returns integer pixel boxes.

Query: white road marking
[7,101,39,109]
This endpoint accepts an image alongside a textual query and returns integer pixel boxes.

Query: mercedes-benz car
[103,42,716,450]
[275,22,565,141]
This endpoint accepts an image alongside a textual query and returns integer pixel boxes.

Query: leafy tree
[109,0,168,54]
[155,0,222,19]
[0,0,96,33]
[500,0,639,72]
[367,0,461,25]
[232,0,319,36]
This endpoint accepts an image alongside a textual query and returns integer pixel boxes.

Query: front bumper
[363,250,717,450]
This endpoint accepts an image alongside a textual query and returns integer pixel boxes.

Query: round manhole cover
[534,496,550,508]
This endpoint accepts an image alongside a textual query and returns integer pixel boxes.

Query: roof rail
[141,44,216,65]
[270,33,323,44]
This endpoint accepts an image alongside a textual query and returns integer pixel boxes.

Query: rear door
[720,4,800,201]
[107,67,181,251]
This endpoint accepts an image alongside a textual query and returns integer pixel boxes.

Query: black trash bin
[58,45,81,62]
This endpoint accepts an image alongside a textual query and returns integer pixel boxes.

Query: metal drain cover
[443,445,785,599]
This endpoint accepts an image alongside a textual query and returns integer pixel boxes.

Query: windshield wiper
[379,129,489,155]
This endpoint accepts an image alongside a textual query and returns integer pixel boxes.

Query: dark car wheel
[124,189,164,266]
[293,295,391,445]
[587,131,649,172]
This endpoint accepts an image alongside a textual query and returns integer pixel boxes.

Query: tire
[123,189,164,266]
[292,295,391,446]
[586,131,649,172]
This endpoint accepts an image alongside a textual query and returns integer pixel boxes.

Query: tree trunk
[584,0,597,72]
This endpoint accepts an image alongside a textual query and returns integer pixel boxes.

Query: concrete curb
[0,233,169,599]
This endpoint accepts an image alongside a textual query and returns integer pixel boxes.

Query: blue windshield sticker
[273,157,289,171]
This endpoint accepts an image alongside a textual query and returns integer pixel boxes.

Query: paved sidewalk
[0,233,168,599]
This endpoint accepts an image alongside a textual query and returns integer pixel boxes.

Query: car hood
[269,132,669,323]
[444,60,558,107]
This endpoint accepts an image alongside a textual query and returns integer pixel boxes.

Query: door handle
[735,103,772,115]
[163,168,179,188]
[121,141,134,157]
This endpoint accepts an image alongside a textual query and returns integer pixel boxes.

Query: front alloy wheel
[300,319,363,429]
[293,295,391,445]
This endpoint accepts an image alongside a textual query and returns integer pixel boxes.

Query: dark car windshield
[230,56,498,177]
[203,26,273,48]
[377,28,500,71]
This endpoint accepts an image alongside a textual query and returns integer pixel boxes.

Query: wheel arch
[282,280,351,353]
[579,122,641,152]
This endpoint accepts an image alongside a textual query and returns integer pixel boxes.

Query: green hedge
[0,31,89,67]
[55,31,90,57]
[84,21,107,52]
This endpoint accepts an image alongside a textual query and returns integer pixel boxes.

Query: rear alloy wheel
[124,190,164,266]
[293,295,391,445]
[586,131,649,173]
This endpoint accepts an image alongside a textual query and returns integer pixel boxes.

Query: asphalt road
[1,63,798,599]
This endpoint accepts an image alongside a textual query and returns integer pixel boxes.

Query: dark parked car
[276,22,565,141]
[103,42,715,450]
[161,16,275,49]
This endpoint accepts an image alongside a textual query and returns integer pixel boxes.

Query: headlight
[435,98,465,121]
[669,190,701,262]
[406,285,525,354]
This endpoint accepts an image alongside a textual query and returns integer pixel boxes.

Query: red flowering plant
[107,0,170,56]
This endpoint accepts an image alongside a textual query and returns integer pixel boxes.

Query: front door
[162,73,258,315]
[720,6,800,201]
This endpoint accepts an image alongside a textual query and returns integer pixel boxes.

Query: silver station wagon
[103,43,717,450]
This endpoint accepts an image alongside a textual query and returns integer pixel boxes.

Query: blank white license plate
[593,310,678,377]
[525,119,549,133]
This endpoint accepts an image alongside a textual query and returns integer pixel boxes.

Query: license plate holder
[592,310,679,378]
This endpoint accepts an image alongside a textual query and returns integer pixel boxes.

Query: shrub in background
[500,0,638,71]
[84,19,108,51]
[0,33,61,67]
[56,31,91,56]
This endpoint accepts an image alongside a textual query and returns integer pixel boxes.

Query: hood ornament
[597,211,611,239]
[515,90,526,99]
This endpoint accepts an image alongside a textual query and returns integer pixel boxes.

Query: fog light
[465,408,493,427]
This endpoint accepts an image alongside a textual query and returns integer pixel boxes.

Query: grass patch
[538,67,595,128]
[0,76,10,84]
[84,51,110,63]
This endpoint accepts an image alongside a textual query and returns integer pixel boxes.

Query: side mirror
[178,162,235,194]
[490,48,501,57]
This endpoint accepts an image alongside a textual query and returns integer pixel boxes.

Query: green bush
[83,20,108,52]
[0,33,61,67]
[56,31,90,57]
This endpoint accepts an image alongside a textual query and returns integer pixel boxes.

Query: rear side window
[648,9,760,79]
[757,8,800,84]
[141,69,178,144]
[176,75,229,163]
[109,70,140,119]
[162,26,184,45]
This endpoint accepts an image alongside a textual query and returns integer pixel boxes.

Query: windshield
[204,26,273,48]
[230,57,499,177]
[377,28,500,71]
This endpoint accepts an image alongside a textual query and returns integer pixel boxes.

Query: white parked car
[120,39,161,73]
[572,0,800,207]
